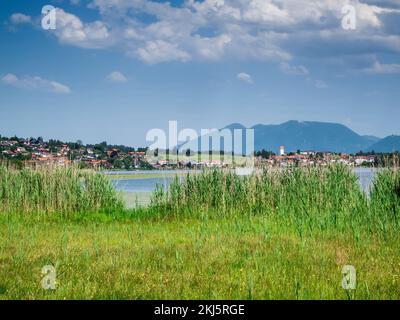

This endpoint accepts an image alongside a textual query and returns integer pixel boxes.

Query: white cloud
[242,0,293,25]
[26,1,400,69]
[192,34,232,60]
[106,71,128,83]
[280,62,309,75]
[1,73,19,84]
[363,60,400,74]
[1,73,71,94]
[10,13,31,24]
[50,81,72,94]
[136,40,191,64]
[237,72,253,84]
[314,79,328,89]
[51,8,110,49]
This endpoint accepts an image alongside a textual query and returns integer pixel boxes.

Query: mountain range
[221,121,400,154]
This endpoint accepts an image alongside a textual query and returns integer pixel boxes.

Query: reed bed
[0,165,123,215]
[151,165,399,237]
[369,168,400,238]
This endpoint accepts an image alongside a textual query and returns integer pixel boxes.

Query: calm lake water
[109,170,187,208]
[109,168,379,208]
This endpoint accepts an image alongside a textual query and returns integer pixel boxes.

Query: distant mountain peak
[223,123,246,130]
[211,120,399,153]
[237,120,391,153]
[367,135,400,153]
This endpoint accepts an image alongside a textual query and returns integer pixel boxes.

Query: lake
[108,170,188,208]
[109,168,379,208]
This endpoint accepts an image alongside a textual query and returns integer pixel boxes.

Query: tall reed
[0,165,123,215]
[369,168,400,238]
[151,165,380,234]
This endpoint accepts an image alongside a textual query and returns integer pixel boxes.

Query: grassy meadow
[0,164,399,299]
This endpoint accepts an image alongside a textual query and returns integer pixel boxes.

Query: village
[0,136,149,169]
[0,135,379,170]
[256,145,376,168]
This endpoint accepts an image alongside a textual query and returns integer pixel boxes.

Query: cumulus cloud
[1,73,71,94]
[191,34,232,60]
[24,0,400,70]
[106,71,128,83]
[10,13,31,24]
[242,0,293,25]
[50,8,110,49]
[237,72,253,84]
[136,40,191,63]
[361,0,400,9]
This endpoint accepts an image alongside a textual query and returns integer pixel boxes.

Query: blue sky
[0,0,399,147]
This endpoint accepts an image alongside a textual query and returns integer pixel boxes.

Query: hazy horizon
[0,119,393,148]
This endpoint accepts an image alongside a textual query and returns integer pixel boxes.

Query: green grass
[1,214,399,300]
[0,165,399,300]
